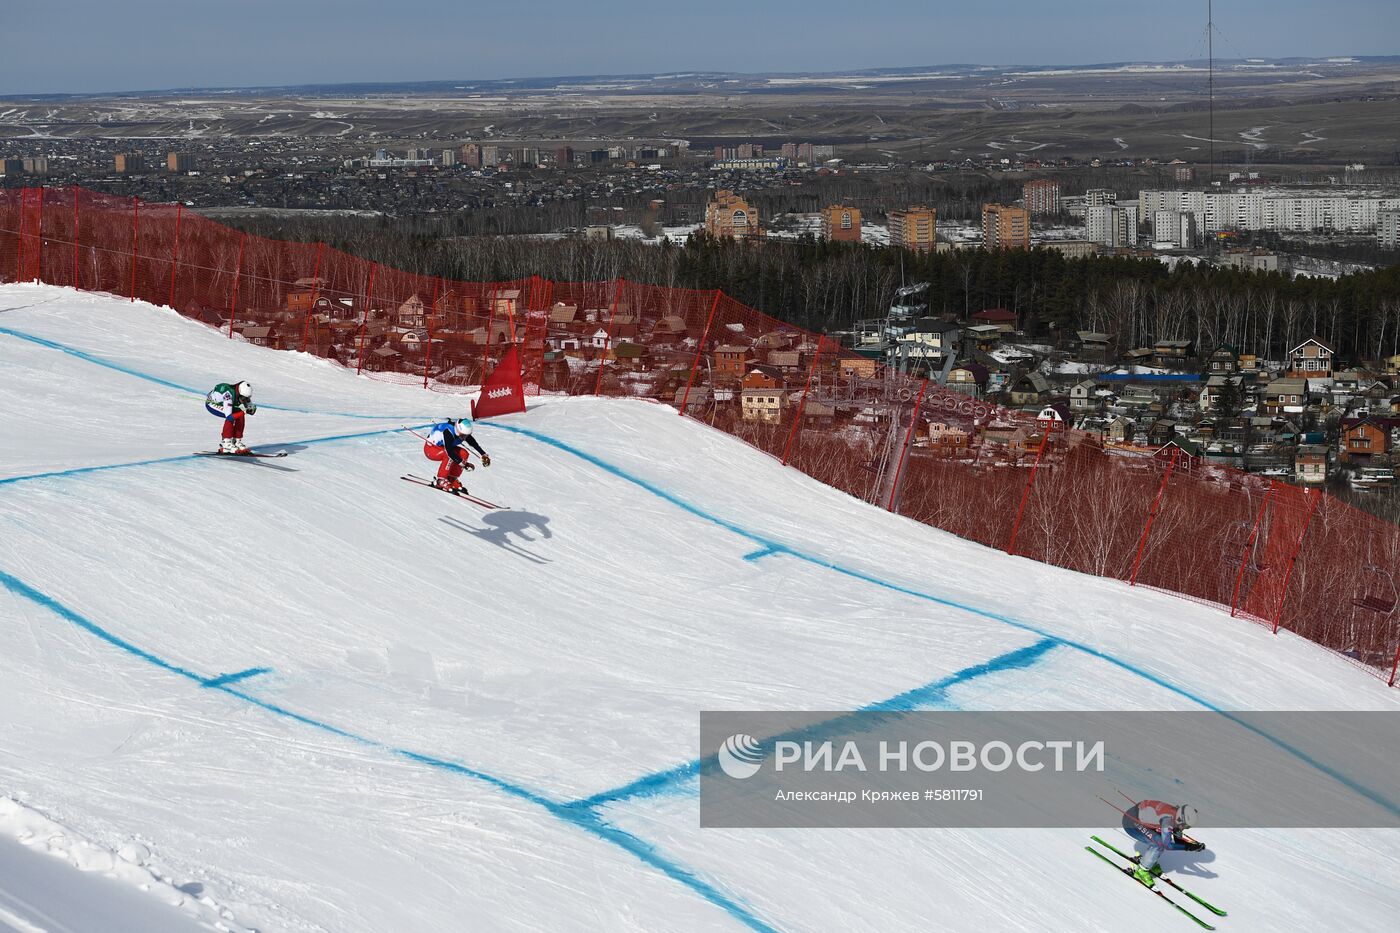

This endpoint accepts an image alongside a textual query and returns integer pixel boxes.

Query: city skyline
[4,0,1398,96]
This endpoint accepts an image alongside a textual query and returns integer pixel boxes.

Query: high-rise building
[556,146,574,166]
[115,153,146,174]
[705,190,762,240]
[1152,210,1197,248]
[440,149,457,167]
[1087,204,1138,247]
[981,204,1031,250]
[460,143,482,168]
[21,156,49,176]
[1380,209,1400,249]
[888,207,937,252]
[1174,165,1196,184]
[780,142,798,159]
[1022,179,1062,216]
[822,204,862,242]
[0,158,24,175]
[1084,188,1118,208]
[481,145,502,167]
[797,142,814,162]
[166,152,196,173]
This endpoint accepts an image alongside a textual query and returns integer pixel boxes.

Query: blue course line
[0,325,433,422]
[742,545,780,561]
[7,336,1400,893]
[202,666,271,688]
[569,637,1060,812]
[490,422,1400,822]
[0,566,779,933]
[0,425,431,488]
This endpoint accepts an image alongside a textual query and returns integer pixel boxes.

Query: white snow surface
[2,283,1400,932]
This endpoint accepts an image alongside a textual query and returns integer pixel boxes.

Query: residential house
[1069,379,1100,412]
[767,349,804,372]
[901,317,961,360]
[397,295,428,328]
[741,388,788,423]
[1295,444,1329,485]
[1341,417,1394,463]
[927,421,972,455]
[1107,416,1135,445]
[1008,372,1050,405]
[653,315,687,338]
[1076,331,1111,362]
[1156,437,1203,468]
[549,303,580,325]
[612,342,648,370]
[1286,337,1335,379]
[754,331,795,351]
[1152,338,1193,369]
[1205,343,1240,375]
[1037,402,1070,430]
[965,324,1003,351]
[971,308,1017,333]
[741,365,785,391]
[839,357,878,380]
[1200,375,1244,412]
[714,345,757,380]
[947,362,990,396]
[1260,378,1308,415]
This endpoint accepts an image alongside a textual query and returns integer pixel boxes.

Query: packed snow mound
[2,283,1399,932]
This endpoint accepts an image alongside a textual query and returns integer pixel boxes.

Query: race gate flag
[471,346,526,419]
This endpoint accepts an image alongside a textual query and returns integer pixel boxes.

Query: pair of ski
[194,449,288,459]
[401,474,507,510]
[1085,835,1226,930]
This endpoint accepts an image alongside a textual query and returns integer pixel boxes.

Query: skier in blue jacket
[423,418,490,491]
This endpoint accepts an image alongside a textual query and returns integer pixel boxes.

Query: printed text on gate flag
[699,711,1400,828]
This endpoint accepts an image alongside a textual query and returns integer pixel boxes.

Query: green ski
[1085,846,1216,930]
[1091,835,1227,916]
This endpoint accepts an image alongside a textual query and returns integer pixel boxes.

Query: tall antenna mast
[1208,0,1215,185]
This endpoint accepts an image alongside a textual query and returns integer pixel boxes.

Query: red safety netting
[3,186,1398,686]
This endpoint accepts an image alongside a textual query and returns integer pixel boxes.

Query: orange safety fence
[3,186,1398,687]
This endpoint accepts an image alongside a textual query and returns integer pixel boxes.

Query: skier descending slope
[205,380,256,453]
[1124,800,1205,886]
[424,418,491,491]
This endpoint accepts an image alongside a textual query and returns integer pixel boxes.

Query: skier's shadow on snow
[247,443,310,456]
[1132,842,1220,879]
[439,512,554,565]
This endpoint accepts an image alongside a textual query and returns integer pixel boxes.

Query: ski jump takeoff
[205,380,256,454]
[423,418,491,492]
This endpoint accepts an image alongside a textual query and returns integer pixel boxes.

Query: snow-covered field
[2,283,1399,932]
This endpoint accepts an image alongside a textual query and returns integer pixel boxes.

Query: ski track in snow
[3,286,1400,931]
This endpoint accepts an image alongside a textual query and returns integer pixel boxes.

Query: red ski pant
[424,442,466,479]
[207,406,245,439]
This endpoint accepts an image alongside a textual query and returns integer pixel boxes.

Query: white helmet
[236,381,252,398]
[455,417,473,435]
[1177,805,1198,829]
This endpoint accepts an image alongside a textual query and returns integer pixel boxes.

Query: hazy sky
[3,0,1397,95]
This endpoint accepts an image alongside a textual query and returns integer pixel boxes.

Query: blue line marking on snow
[0,425,431,488]
[6,333,1400,915]
[201,667,271,688]
[488,422,1400,822]
[742,545,782,561]
[0,326,431,421]
[568,637,1060,812]
[0,567,779,933]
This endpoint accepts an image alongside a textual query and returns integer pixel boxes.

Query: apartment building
[822,204,862,242]
[888,207,936,252]
[1023,179,1062,216]
[705,190,762,240]
[981,204,1031,250]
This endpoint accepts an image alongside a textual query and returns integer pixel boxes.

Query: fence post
[782,335,826,465]
[128,196,140,301]
[226,233,246,338]
[1230,481,1278,618]
[33,186,44,283]
[425,276,441,389]
[479,283,499,383]
[1128,448,1180,585]
[72,188,81,290]
[356,263,377,375]
[1006,428,1052,556]
[1390,641,1400,688]
[886,378,928,512]
[1270,486,1323,634]
[592,277,624,396]
[167,203,183,309]
[680,289,722,415]
[299,242,325,352]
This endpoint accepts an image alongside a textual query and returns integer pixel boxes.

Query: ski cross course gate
[3,185,1399,688]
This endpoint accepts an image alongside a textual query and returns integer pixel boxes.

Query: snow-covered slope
[2,283,1399,933]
